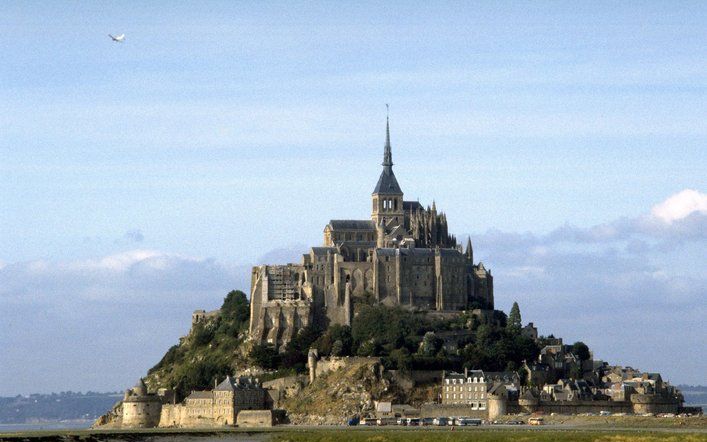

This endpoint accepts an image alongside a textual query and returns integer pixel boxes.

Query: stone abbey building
[249,119,494,349]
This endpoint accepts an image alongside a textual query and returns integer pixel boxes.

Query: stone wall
[262,375,306,409]
[631,394,681,415]
[237,410,273,427]
[122,398,161,428]
[420,404,487,419]
[520,400,633,415]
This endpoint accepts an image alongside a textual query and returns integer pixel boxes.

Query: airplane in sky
[109,34,125,42]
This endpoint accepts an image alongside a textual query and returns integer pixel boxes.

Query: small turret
[376,219,385,248]
[465,237,473,262]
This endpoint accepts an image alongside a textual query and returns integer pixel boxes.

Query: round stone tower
[122,378,162,428]
[487,394,507,421]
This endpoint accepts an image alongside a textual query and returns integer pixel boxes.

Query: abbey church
[249,119,494,349]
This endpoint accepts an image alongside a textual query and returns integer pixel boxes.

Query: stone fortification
[237,410,274,427]
[121,379,163,428]
[249,118,494,350]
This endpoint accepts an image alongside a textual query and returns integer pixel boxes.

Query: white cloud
[69,249,164,272]
[1,190,705,394]
[650,189,707,224]
[465,188,706,385]
[0,249,251,304]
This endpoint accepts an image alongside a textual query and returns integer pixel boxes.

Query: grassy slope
[143,291,252,399]
[271,428,707,442]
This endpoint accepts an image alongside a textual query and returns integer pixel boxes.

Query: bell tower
[372,112,404,226]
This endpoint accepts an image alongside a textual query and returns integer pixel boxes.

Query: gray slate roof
[403,201,423,211]
[373,168,402,194]
[327,220,375,230]
[311,247,338,255]
[215,376,236,391]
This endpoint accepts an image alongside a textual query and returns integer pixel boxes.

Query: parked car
[433,417,449,426]
[528,417,544,426]
[347,416,360,426]
[457,418,482,426]
[396,417,407,426]
[407,418,421,426]
[599,411,612,416]
[421,417,435,426]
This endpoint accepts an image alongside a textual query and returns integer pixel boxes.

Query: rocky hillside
[143,290,252,400]
[283,358,403,425]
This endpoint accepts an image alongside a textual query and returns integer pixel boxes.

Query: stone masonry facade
[249,118,494,349]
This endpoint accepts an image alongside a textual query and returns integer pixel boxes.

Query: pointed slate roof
[214,375,236,391]
[373,116,402,195]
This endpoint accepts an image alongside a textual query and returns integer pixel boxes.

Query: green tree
[569,364,583,380]
[191,323,215,347]
[173,356,231,400]
[389,347,412,371]
[249,343,280,369]
[331,339,344,356]
[317,324,353,356]
[508,301,522,332]
[280,325,322,371]
[418,331,441,357]
[218,290,250,336]
[572,341,591,361]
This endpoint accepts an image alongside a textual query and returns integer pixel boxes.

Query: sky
[0,1,705,395]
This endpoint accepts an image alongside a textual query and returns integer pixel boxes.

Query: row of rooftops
[185,376,264,401]
[310,244,475,259]
[443,369,520,384]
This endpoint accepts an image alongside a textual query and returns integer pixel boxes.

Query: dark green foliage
[249,343,280,369]
[315,324,353,356]
[148,294,550,398]
[191,323,215,347]
[569,364,583,380]
[518,366,530,386]
[572,341,591,361]
[351,305,427,355]
[173,356,231,400]
[508,301,522,331]
[280,325,322,372]
[217,290,250,336]
[148,345,183,375]
[418,331,442,357]
[388,348,412,371]
[330,340,344,356]
[146,289,251,398]
[461,322,541,372]
[468,298,493,310]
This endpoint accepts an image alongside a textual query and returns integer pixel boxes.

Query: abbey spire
[372,112,403,225]
[383,114,392,167]
[372,114,402,196]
